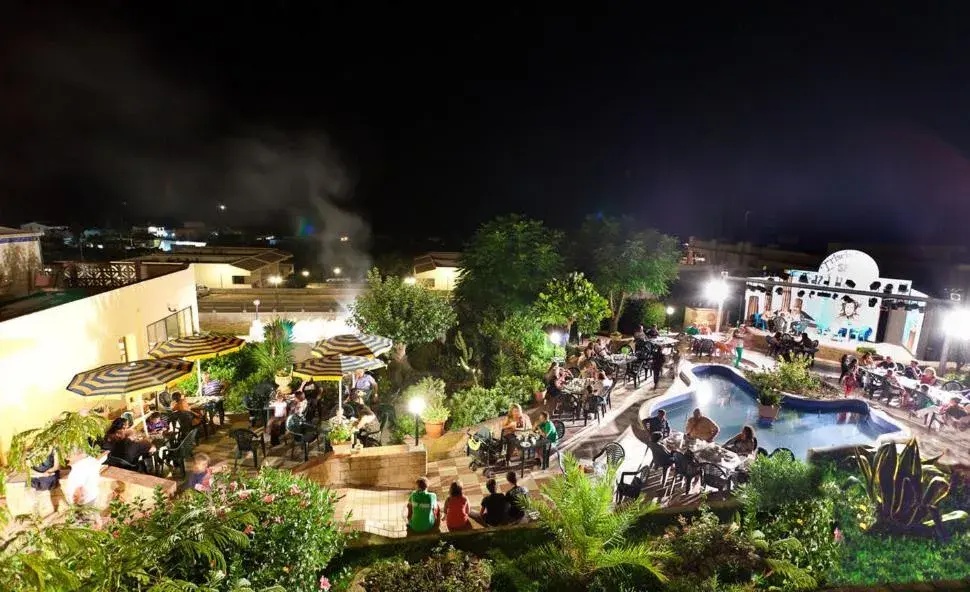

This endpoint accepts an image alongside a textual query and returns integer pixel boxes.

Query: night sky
[4,3,970,249]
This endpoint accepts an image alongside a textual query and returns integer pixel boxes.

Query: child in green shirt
[406,477,439,533]
[534,412,559,468]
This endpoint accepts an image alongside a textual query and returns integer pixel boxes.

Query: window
[417,278,434,288]
[232,275,247,285]
[118,338,129,363]
[147,306,194,349]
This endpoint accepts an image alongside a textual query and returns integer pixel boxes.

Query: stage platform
[744,327,917,364]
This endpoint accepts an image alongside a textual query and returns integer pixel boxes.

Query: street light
[218,204,226,212]
[665,305,675,332]
[301,269,310,278]
[332,267,342,276]
[704,279,730,333]
[407,396,426,446]
[268,275,282,310]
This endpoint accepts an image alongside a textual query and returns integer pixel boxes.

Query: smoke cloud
[0,16,371,272]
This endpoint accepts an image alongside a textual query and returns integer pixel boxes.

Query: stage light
[870,281,881,290]
[809,291,816,297]
[883,284,894,293]
[797,290,805,297]
[799,274,808,283]
[842,295,852,302]
[832,293,839,299]
[775,287,783,295]
[898,284,909,293]
[845,280,856,288]
[868,298,878,307]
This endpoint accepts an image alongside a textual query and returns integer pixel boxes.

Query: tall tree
[580,216,681,333]
[533,272,611,340]
[350,268,457,363]
[454,214,564,322]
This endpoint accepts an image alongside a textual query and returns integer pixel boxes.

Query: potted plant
[757,388,782,421]
[421,404,450,439]
[327,418,354,454]
[534,387,546,404]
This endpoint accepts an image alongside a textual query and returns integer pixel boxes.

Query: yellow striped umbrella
[294,354,385,409]
[67,359,194,398]
[148,335,245,362]
[311,333,392,359]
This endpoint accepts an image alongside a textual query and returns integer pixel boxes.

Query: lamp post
[705,279,730,333]
[940,308,970,376]
[253,299,260,320]
[268,275,282,310]
[407,396,426,446]
[333,267,342,277]
[665,305,675,333]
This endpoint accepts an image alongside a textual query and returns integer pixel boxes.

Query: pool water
[652,373,893,459]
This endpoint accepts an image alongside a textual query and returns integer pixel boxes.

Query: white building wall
[192,263,252,289]
[0,236,42,299]
[0,267,198,457]
[413,266,458,291]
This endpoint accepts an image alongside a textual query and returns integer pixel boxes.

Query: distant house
[1,226,43,299]
[128,246,294,289]
[20,222,70,240]
[413,252,461,291]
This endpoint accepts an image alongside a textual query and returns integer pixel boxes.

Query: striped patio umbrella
[149,334,246,397]
[67,359,194,398]
[148,334,245,362]
[311,333,393,359]
[293,354,386,410]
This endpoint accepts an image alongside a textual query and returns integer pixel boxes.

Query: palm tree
[252,318,294,378]
[523,453,669,588]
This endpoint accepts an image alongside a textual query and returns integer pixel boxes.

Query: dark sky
[4,2,970,248]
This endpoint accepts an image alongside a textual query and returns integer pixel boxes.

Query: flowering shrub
[359,543,491,592]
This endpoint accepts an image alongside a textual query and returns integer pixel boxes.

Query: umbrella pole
[338,379,342,415]
[196,362,202,397]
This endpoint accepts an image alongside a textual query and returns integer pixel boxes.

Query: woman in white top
[63,450,107,525]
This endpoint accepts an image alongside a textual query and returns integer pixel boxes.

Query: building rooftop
[414,251,461,273]
[0,226,43,238]
[129,247,292,272]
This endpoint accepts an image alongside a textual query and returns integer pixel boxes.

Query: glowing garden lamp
[704,279,730,333]
[269,275,283,310]
[665,305,675,332]
[938,308,970,377]
[333,267,342,276]
[407,396,426,445]
[404,276,417,285]
[301,269,310,278]
[253,299,260,318]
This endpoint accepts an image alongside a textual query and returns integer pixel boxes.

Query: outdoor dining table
[661,431,754,475]
[648,336,679,347]
[858,367,967,406]
[563,377,591,394]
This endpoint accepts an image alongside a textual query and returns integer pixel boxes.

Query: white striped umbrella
[311,333,392,359]
[293,354,385,410]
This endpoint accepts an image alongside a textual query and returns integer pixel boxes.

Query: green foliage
[485,310,557,381]
[0,470,345,592]
[446,375,537,429]
[532,272,610,338]
[327,417,355,443]
[520,453,668,589]
[455,214,564,321]
[173,348,263,412]
[640,300,667,329]
[661,506,816,591]
[7,411,109,482]
[744,358,821,396]
[578,216,681,330]
[402,376,446,404]
[351,268,457,348]
[750,482,842,587]
[848,439,968,535]
[359,543,492,592]
[454,330,481,387]
[738,453,822,513]
[855,345,877,356]
[252,319,295,378]
[391,412,425,443]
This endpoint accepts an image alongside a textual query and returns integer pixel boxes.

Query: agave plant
[849,438,968,536]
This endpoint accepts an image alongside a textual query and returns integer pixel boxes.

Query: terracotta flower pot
[423,420,445,439]
[534,390,546,404]
[758,404,780,421]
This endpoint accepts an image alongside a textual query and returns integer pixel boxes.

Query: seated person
[108,428,155,468]
[685,408,720,442]
[341,394,380,440]
[301,379,320,401]
[145,412,169,434]
[267,388,291,446]
[533,411,559,465]
[799,332,814,348]
[101,417,129,450]
[633,325,647,341]
[643,409,670,438]
[186,453,213,492]
[685,324,700,336]
[646,431,674,477]
[545,379,565,413]
[544,362,559,385]
[941,397,969,421]
[471,478,509,527]
[352,369,379,404]
[724,425,758,456]
[406,477,440,533]
[920,367,938,385]
[859,352,875,368]
[598,370,614,392]
[592,339,609,358]
[699,325,712,335]
[501,404,532,462]
[201,371,224,397]
[172,392,206,426]
[904,360,923,380]
[645,324,660,339]
[444,481,471,531]
[505,471,530,523]
[877,356,895,370]
[291,391,308,418]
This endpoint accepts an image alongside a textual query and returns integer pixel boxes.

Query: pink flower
[243,524,254,535]
[319,576,331,590]
[194,483,211,493]
[238,490,252,500]
[262,494,276,503]
[289,484,302,495]
[833,527,844,543]
[229,481,239,492]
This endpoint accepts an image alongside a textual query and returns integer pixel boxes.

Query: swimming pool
[646,365,904,459]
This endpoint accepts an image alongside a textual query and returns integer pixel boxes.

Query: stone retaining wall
[296,444,427,489]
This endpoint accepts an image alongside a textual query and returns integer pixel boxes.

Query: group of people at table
[642,406,759,487]
[840,353,970,428]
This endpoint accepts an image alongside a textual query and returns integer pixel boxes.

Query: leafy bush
[391,412,425,444]
[0,469,346,591]
[359,543,491,592]
[494,374,543,406]
[328,417,355,443]
[447,386,515,429]
[855,346,877,356]
[486,310,557,381]
[407,341,443,373]
[832,526,970,585]
[738,453,821,513]
[641,300,667,329]
[744,358,821,396]
[403,377,447,406]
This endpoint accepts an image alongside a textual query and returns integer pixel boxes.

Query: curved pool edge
[636,361,910,454]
